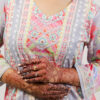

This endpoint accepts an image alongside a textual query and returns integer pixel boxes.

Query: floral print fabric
[0,0,100,100]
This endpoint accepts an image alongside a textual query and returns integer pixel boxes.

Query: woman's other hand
[32,83,70,100]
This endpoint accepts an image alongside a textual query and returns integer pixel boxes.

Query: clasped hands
[18,57,70,100]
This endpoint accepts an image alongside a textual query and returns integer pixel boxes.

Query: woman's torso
[3,0,96,99]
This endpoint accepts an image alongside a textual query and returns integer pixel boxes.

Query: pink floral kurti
[0,0,100,100]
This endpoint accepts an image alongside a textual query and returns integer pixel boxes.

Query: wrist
[58,68,80,86]
[57,67,65,83]
[57,68,73,84]
[55,67,64,83]
[58,68,75,84]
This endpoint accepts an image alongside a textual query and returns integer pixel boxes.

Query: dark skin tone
[19,57,80,86]
[1,68,70,100]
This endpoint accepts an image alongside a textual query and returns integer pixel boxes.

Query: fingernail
[18,64,21,66]
[18,71,20,74]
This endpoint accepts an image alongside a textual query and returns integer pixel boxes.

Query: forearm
[59,68,80,86]
[1,68,36,95]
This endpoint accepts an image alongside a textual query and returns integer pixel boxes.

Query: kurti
[0,0,100,100]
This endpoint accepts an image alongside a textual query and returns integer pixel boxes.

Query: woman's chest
[4,1,65,55]
[4,0,91,67]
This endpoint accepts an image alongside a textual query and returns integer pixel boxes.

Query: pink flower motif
[38,13,42,17]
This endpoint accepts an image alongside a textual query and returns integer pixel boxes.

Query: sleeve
[75,9,100,100]
[0,0,10,82]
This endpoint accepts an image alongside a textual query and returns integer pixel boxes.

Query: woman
[0,0,100,100]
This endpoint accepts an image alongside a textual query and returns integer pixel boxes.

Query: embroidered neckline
[33,1,72,21]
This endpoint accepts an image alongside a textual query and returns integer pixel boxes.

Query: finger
[18,58,41,67]
[18,64,27,68]
[31,58,41,64]
[43,90,68,95]
[31,63,46,71]
[19,66,31,74]
[20,63,46,74]
[18,61,32,67]
[41,93,68,100]
[50,93,68,99]
[49,87,70,93]
[23,65,32,69]
[23,70,46,79]
[26,76,46,83]
[20,66,32,74]
[48,84,69,91]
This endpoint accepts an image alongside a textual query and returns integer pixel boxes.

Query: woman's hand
[19,57,62,83]
[2,68,70,100]
[32,83,70,100]
[19,57,80,86]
